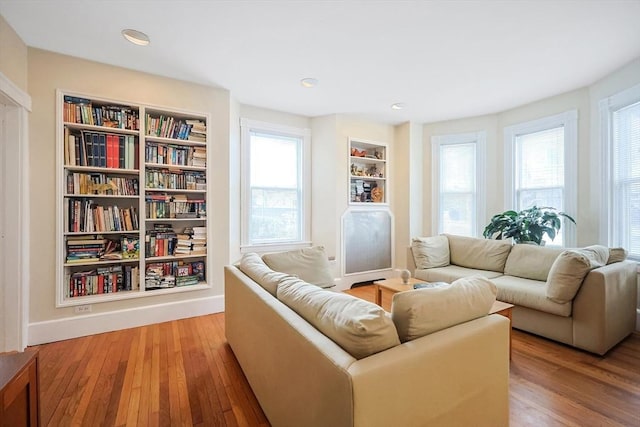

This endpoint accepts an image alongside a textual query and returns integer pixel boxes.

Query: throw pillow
[391,275,497,343]
[277,279,400,359]
[445,234,512,272]
[238,252,292,296]
[262,246,335,288]
[411,235,450,269]
[545,245,609,303]
[607,247,628,264]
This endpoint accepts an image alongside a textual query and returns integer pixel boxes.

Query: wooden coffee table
[373,277,422,305]
[373,277,514,358]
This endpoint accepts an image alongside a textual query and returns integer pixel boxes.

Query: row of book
[67,199,139,233]
[67,265,140,297]
[145,114,206,141]
[66,235,139,263]
[144,225,206,257]
[66,172,139,196]
[63,96,140,130]
[145,194,206,219]
[65,129,139,169]
[145,143,206,167]
[145,169,206,191]
[145,260,205,290]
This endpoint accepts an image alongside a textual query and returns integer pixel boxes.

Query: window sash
[504,110,577,247]
[240,118,310,250]
[431,132,485,237]
[606,96,640,258]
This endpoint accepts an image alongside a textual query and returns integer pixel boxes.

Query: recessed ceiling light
[391,103,405,110]
[122,29,150,46]
[300,78,318,88]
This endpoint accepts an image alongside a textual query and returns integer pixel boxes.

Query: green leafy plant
[483,206,576,245]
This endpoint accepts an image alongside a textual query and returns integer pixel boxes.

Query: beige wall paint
[27,48,231,323]
[0,14,27,91]
[240,104,311,130]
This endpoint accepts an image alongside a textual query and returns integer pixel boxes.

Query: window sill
[240,241,313,255]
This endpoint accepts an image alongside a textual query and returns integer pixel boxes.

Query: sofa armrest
[348,315,510,427]
[572,261,638,355]
[406,246,417,276]
[225,266,356,427]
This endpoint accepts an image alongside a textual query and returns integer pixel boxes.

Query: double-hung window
[600,84,640,260]
[240,118,311,251]
[431,131,486,237]
[504,111,577,247]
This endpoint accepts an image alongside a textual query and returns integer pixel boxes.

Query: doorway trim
[0,70,31,352]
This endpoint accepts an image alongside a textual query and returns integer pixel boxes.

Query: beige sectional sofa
[407,234,638,355]
[225,249,510,427]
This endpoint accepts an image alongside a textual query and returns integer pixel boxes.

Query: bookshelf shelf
[144,162,206,172]
[56,90,210,306]
[63,122,140,135]
[349,138,389,205]
[144,136,207,147]
[64,165,139,174]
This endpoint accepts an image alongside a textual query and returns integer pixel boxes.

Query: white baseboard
[28,295,224,345]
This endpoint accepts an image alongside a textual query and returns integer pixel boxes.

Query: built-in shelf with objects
[348,138,388,205]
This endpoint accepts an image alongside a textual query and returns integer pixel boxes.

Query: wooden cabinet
[0,350,39,427]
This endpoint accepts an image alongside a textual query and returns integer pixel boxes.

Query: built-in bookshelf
[56,90,210,306]
[348,138,388,204]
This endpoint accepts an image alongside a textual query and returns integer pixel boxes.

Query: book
[121,235,139,259]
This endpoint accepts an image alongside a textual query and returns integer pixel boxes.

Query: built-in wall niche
[349,138,388,205]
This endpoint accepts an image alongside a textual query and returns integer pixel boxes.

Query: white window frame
[504,110,577,247]
[431,131,486,237]
[239,118,311,253]
[599,83,640,259]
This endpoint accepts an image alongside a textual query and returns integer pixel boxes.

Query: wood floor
[33,285,640,427]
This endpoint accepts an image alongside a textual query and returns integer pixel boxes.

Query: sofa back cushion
[262,246,335,288]
[277,279,400,359]
[546,245,610,303]
[445,234,512,273]
[411,235,450,269]
[391,275,497,342]
[238,252,292,297]
[504,244,564,281]
[607,247,628,264]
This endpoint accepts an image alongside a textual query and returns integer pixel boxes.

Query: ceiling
[1,0,640,124]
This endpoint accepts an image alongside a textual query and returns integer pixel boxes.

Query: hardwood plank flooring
[32,285,639,426]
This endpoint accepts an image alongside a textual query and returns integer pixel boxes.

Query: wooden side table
[490,301,514,359]
[0,349,40,427]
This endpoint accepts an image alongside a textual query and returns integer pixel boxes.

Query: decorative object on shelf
[483,206,576,245]
[400,269,411,284]
[371,186,384,203]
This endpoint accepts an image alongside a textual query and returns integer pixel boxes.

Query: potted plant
[483,206,576,245]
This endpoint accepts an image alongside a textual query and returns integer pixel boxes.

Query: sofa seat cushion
[546,245,609,303]
[391,275,497,342]
[411,235,450,269]
[492,275,571,317]
[238,252,293,297]
[276,278,400,359]
[414,265,503,283]
[504,244,563,281]
[262,246,335,288]
[445,234,512,272]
